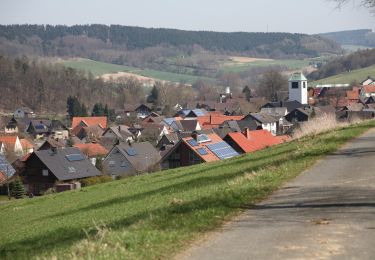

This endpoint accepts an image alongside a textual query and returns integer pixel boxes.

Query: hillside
[0,121,374,259]
[320,29,375,48]
[308,48,375,81]
[61,58,216,84]
[310,64,375,86]
[0,24,340,60]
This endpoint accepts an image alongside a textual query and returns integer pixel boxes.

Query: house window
[303,82,306,88]
[42,169,48,176]
[109,161,116,167]
[121,161,127,167]
[292,82,299,89]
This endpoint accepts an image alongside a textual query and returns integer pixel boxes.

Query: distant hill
[308,48,375,81]
[319,29,375,48]
[0,24,340,59]
[310,64,375,86]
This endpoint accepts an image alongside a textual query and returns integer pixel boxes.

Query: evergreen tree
[80,103,88,116]
[242,85,252,101]
[10,177,25,199]
[95,156,103,171]
[147,85,159,104]
[104,104,109,117]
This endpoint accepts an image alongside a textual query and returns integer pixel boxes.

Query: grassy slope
[61,59,214,85]
[221,59,311,73]
[311,65,375,86]
[1,121,374,259]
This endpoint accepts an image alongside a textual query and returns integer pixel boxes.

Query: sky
[0,0,373,34]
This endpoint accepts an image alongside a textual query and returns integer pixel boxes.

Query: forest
[319,29,375,47]
[0,55,199,114]
[0,24,340,61]
[308,48,375,80]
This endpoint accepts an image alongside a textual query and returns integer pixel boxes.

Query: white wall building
[289,72,308,105]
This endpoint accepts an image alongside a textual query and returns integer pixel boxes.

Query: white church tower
[288,72,308,105]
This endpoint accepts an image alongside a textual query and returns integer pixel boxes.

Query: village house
[19,147,101,195]
[123,104,152,119]
[243,113,279,136]
[103,142,161,178]
[26,119,69,140]
[38,138,66,151]
[360,77,375,86]
[161,132,239,170]
[13,107,35,118]
[74,143,108,165]
[0,154,15,187]
[224,129,289,154]
[0,136,24,155]
[360,85,375,99]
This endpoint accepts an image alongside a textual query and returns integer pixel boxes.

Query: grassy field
[1,120,374,259]
[61,59,215,85]
[310,65,375,86]
[221,59,312,73]
[61,59,136,76]
[342,45,374,52]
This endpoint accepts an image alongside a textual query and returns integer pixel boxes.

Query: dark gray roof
[179,120,199,131]
[260,107,288,117]
[34,147,101,181]
[262,100,304,113]
[103,125,133,139]
[247,113,279,124]
[0,155,15,177]
[115,142,161,172]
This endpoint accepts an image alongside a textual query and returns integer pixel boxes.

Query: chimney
[51,146,57,155]
[191,131,198,141]
[242,127,251,139]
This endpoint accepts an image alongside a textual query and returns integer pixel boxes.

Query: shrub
[80,176,113,187]
[292,113,348,139]
[10,177,25,199]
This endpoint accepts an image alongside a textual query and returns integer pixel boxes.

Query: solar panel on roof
[125,147,138,156]
[187,139,199,147]
[206,141,239,160]
[35,124,46,130]
[196,148,208,156]
[65,154,85,162]
[193,109,206,116]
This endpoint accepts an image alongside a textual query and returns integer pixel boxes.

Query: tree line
[0,55,202,115]
[308,48,375,80]
[0,24,341,58]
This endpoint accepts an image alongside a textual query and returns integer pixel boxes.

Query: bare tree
[333,0,375,10]
[257,71,288,102]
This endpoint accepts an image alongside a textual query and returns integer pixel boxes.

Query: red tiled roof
[20,139,34,149]
[21,153,32,162]
[227,130,289,153]
[0,172,6,184]
[0,136,18,148]
[362,85,375,93]
[197,115,244,129]
[71,117,107,129]
[346,90,359,100]
[74,143,109,158]
[182,133,224,162]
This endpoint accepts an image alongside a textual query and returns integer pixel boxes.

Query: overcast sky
[0,0,373,34]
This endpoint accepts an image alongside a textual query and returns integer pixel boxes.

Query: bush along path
[0,120,374,259]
